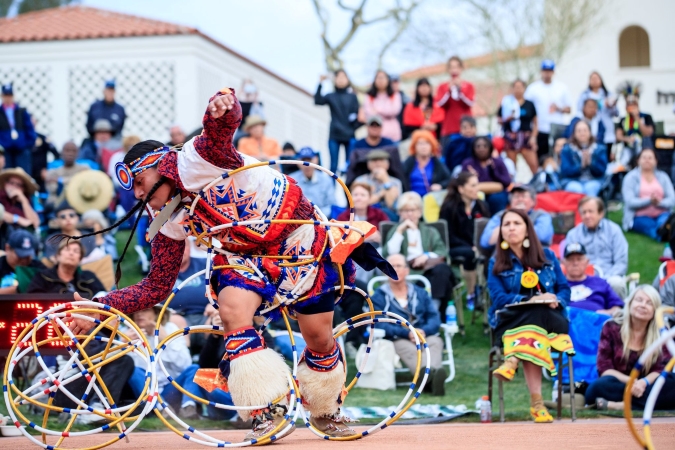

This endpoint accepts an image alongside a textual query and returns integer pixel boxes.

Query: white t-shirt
[524,80,571,134]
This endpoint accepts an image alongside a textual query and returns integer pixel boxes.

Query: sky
[82,0,465,91]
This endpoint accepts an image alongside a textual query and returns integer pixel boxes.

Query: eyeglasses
[58,213,78,219]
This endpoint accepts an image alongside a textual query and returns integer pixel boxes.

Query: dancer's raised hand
[209,93,235,118]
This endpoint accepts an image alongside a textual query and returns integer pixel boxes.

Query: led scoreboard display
[0,295,75,355]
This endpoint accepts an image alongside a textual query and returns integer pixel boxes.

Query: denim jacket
[487,248,570,328]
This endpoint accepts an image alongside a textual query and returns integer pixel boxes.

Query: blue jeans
[328,139,354,174]
[563,179,602,197]
[631,212,670,241]
[128,364,235,420]
[6,147,32,174]
[585,374,675,410]
[486,191,509,215]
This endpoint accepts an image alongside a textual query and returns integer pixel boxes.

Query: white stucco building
[0,5,329,155]
[401,0,675,135]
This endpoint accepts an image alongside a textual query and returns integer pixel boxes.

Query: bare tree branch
[376,0,422,69]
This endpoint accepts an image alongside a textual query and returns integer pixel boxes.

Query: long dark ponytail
[51,140,170,287]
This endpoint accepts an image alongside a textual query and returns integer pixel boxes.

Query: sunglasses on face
[58,212,77,219]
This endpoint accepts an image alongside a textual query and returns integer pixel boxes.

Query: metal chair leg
[568,353,576,422]
[556,353,563,420]
[488,350,494,403]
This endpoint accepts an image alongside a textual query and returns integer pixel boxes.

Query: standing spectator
[288,147,334,217]
[353,150,402,220]
[371,254,448,396]
[236,115,282,160]
[31,121,59,193]
[0,229,44,294]
[461,136,512,213]
[0,168,40,230]
[577,72,618,160]
[622,148,675,240]
[402,78,445,140]
[585,285,675,411]
[498,79,539,175]
[352,116,395,150]
[391,74,410,136]
[78,119,113,169]
[336,182,388,245]
[363,71,402,142]
[238,79,265,132]
[0,83,37,174]
[524,60,571,159]
[383,191,456,322]
[443,116,477,173]
[434,56,475,146]
[559,120,607,196]
[565,197,629,298]
[565,99,605,145]
[562,242,623,315]
[439,171,491,311]
[45,141,89,205]
[314,70,360,174]
[86,80,126,137]
[488,209,572,423]
[167,125,187,147]
[403,130,451,197]
[27,240,106,297]
[616,93,655,159]
[480,185,554,250]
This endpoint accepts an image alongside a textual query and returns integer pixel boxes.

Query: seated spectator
[652,261,675,311]
[279,142,297,175]
[288,147,334,217]
[0,229,44,293]
[488,209,571,423]
[498,79,539,176]
[27,240,106,297]
[442,116,476,173]
[616,94,654,158]
[562,243,623,315]
[565,99,603,143]
[383,191,456,322]
[559,120,607,196]
[577,72,618,162]
[363,70,402,142]
[125,305,201,420]
[352,116,395,151]
[45,141,89,205]
[335,182,388,245]
[403,130,451,197]
[0,168,40,231]
[480,184,553,250]
[108,135,140,183]
[169,238,209,352]
[168,125,186,147]
[237,115,282,160]
[79,119,121,172]
[622,148,675,240]
[353,150,402,220]
[439,171,490,311]
[402,77,444,140]
[565,197,628,298]
[371,254,447,395]
[81,209,119,261]
[44,203,98,260]
[585,285,675,411]
[461,136,512,214]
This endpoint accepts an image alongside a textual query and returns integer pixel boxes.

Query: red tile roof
[0,5,311,96]
[0,5,198,42]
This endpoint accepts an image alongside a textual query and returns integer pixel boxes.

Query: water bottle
[445,301,457,332]
[480,395,492,423]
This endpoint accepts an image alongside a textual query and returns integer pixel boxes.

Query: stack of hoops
[3,160,431,449]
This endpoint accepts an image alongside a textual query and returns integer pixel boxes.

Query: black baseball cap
[564,242,587,258]
[8,229,38,259]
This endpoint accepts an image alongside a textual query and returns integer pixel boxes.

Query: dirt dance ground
[3,417,675,449]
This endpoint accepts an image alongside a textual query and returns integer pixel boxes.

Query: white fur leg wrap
[297,360,346,417]
[228,348,290,420]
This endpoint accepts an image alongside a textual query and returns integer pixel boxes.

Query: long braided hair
[51,140,171,287]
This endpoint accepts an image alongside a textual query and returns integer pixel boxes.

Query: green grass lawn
[1,212,669,430]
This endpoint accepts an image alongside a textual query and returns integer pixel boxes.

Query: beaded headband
[115,146,170,191]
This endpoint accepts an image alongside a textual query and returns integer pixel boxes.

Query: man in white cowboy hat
[0,167,40,229]
[236,114,281,160]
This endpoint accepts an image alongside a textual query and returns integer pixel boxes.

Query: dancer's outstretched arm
[193,88,244,170]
